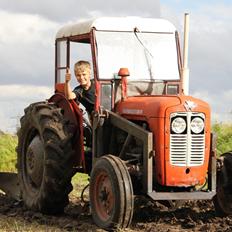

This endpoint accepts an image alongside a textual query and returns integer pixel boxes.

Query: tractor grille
[170,112,205,167]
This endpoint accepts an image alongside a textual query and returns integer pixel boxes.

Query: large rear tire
[213,151,232,216]
[17,101,75,214]
[89,155,134,230]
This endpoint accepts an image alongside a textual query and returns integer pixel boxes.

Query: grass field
[212,123,232,155]
[0,134,17,172]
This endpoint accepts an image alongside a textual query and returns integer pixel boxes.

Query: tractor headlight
[191,117,204,134]
[171,117,186,134]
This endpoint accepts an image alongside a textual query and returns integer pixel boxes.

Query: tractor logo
[184,100,197,111]
[122,109,143,115]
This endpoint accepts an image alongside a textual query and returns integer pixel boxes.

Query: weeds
[0,134,17,172]
[212,123,232,155]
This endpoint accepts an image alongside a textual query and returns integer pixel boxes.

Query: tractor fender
[49,93,85,169]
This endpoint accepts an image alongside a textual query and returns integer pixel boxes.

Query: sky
[0,0,231,133]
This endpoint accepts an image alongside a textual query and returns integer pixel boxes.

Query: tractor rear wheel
[89,155,134,230]
[213,151,232,216]
[17,101,75,214]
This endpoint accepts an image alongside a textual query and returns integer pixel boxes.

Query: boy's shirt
[73,80,95,114]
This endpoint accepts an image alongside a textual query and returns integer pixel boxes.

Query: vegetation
[0,133,17,172]
[212,123,232,155]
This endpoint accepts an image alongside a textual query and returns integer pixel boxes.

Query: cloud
[0,10,58,44]
[188,4,232,94]
[0,0,160,22]
[0,10,60,86]
[223,89,232,101]
[0,85,52,101]
[192,90,232,123]
[0,0,160,86]
[0,85,53,133]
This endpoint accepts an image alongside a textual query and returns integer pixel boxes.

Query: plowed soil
[0,189,231,231]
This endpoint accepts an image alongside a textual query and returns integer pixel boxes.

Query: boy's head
[74,60,91,90]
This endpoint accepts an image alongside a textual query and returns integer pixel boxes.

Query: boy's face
[74,68,91,89]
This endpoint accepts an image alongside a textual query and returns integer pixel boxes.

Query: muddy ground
[0,191,232,232]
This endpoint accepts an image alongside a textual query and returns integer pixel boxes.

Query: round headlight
[171,117,186,134]
[191,117,204,134]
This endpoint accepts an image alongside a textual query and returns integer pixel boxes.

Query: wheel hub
[96,174,114,219]
[100,187,109,201]
[26,135,44,188]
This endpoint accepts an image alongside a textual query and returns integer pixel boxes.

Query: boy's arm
[65,68,76,99]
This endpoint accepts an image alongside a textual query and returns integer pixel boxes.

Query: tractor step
[0,172,20,201]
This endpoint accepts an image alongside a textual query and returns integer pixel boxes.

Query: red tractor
[2,15,231,230]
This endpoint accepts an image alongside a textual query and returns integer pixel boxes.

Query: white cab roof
[56,17,176,39]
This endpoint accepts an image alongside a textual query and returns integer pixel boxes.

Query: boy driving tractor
[65,60,95,115]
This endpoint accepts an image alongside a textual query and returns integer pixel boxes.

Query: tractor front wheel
[17,102,75,214]
[213,151,232,216]
[89,155,134,230]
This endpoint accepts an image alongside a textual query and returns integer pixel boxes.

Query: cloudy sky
[0,0,231,133]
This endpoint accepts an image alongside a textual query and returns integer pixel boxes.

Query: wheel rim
[24,135,44,191]
[93,170,114,221]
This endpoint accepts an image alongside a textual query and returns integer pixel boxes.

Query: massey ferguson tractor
[0,15,231,230]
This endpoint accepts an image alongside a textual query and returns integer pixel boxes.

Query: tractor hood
[116,95,210,120]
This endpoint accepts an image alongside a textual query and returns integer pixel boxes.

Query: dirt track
[0,191,232,232]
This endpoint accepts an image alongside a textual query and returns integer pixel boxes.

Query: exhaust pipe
[182,13,190,95]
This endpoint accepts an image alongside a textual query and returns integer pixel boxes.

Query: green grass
[0,134,17,172]
[72,172,89,185]
[212,123,232,155]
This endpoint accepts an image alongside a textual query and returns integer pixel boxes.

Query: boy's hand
[65,68,71,82]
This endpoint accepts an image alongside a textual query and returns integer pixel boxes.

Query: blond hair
[74,60,91,72]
